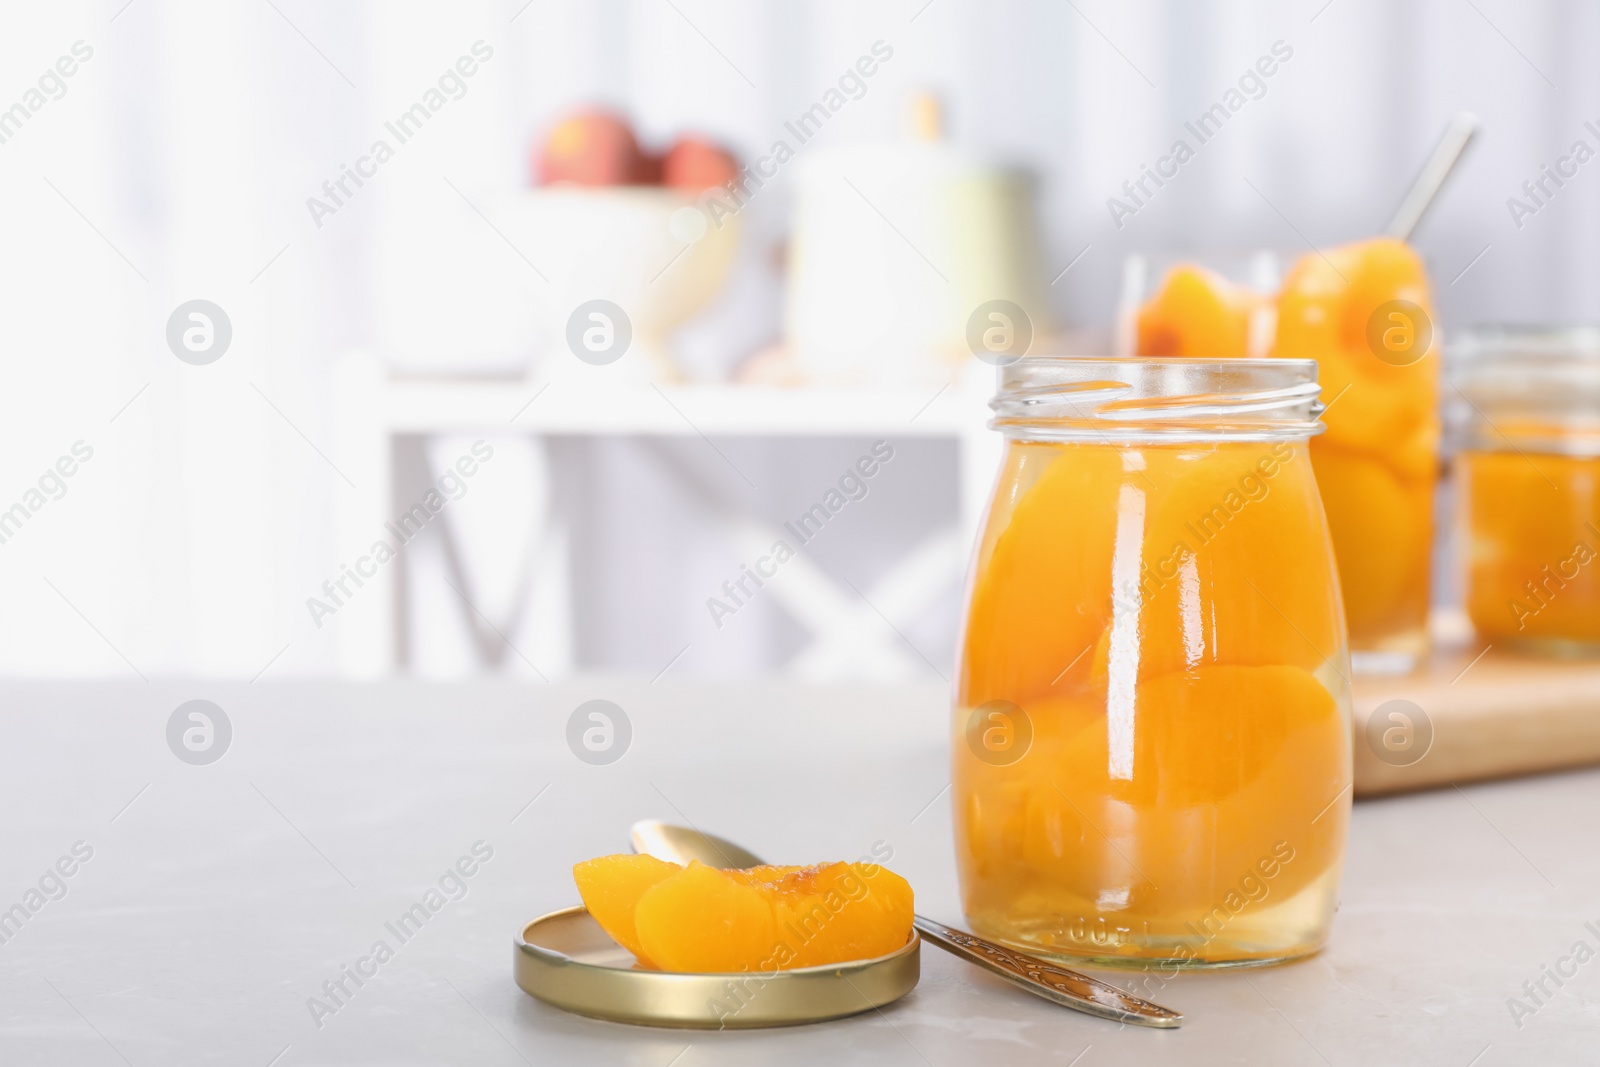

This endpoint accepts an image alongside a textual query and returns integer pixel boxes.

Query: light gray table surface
[2,680,1595,1066]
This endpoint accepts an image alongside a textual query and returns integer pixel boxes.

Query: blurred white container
[373,187,740,380]
[496,188,742,383]
[784,138,1051,387]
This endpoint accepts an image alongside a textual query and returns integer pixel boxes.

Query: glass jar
[953,357,1352,968]
[1451,326,1600,653]
[1118,241,1441,672]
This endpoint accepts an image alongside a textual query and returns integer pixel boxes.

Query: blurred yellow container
[1453,327,1600,654]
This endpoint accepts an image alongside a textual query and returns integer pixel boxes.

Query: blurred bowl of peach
[498,109,743,382]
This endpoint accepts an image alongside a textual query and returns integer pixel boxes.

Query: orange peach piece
[1136,264,1260,358]
[1463,450,1600,645]
[1309,443,1429,639]
[573,853,682,967]
[1274,237,1438,459]
[634,861,914,973]
[1132,442,1343,679]
[958,664,1345,928]
[963,441,1342,709]
[959,442,1122,707]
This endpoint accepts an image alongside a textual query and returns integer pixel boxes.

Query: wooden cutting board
[1352,646,1600,795]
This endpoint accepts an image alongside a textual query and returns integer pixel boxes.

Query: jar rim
[1453,324,1600,361]
[990,356,1324,443]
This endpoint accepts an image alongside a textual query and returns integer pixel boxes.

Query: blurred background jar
[1119,240,1441,673]
[953,356,1351,968]
[1115,250,1281,360]
[1450,326,1600,654]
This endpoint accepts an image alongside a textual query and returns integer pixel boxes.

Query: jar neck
[990,357,1324,444]
[1450,327,1600,456]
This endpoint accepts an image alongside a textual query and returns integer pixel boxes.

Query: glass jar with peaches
[1450,327,1600,653]
[953,356,1352,968]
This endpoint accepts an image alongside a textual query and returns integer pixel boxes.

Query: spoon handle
[1386,110,1477,240]
[911,915,1183,1028]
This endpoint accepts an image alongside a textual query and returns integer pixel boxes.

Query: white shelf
[329,352,1004,679]
[365,360,997,438]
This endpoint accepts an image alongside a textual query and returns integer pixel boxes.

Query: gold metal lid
[513,906,920,1029]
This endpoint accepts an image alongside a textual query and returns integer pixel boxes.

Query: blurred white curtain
[0,0,361,679]
[0,0,1594,678]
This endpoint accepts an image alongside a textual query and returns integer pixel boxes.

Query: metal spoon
[1386,110,1478,240]
[629,820,1183,1028]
